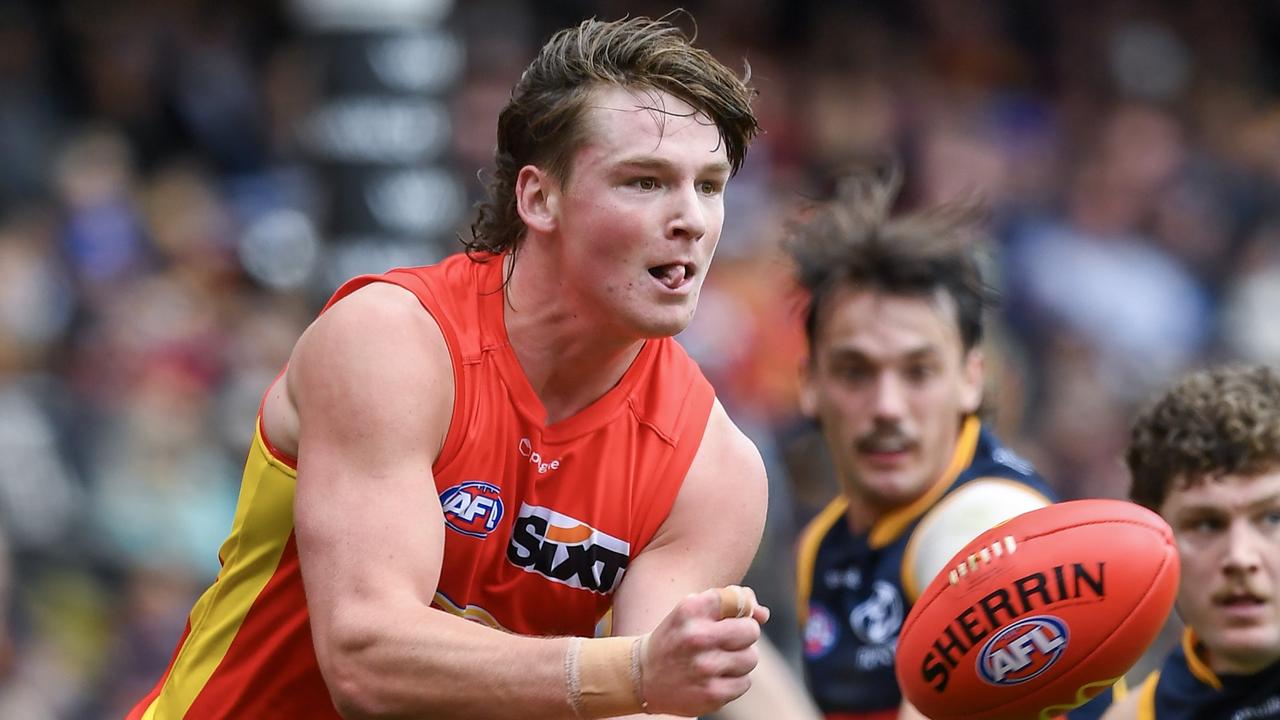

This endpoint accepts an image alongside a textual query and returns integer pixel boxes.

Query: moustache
[1212,584,1271,604]
[856,427,915,453]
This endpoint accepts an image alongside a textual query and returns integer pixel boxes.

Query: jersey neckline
[476,257,657,443]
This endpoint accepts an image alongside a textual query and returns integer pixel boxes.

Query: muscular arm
[290,284,571,719]
[608,401,770,719]
[285,285,767,719]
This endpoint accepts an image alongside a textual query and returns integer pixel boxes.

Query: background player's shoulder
[895,499,1179,720]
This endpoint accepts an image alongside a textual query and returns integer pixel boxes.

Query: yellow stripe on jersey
[869,416,980,549]
[795,496,848,626]
[1182,627,1223,690]
[1112,673,1129,701]
[433,590,511,632]
[1137,670,1160,720]
[142,422,298,718]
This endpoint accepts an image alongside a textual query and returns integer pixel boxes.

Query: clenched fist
[638,586,770,717]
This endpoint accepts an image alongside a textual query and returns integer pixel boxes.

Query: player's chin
[857,469,927,508]
[1211,623,1280,655]
[635,306,695,338]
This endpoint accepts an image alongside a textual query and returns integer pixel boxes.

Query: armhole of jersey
[630,373,716,556]
[899,477,1052,603]
[795,496,849,626]
[1136,671,1160,720]
[380,270,469,471]
[325,271,469,472]
[256,366,298,469]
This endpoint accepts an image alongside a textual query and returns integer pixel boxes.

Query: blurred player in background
[773,164,1117,720]
[1105,364,1280,719]
[127,15,776,720]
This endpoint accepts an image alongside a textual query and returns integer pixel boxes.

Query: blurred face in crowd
[801,288,983,521]
[1162,468,1280,675]
[524,84,730,340]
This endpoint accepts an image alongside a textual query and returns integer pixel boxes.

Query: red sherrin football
[895,499,1179,720]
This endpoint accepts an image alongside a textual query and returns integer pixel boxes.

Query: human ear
[960,348,985,414]
[515,165,559,234]
[799,359,819,417]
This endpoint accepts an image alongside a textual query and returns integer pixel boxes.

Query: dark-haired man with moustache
[762,166,1117,720]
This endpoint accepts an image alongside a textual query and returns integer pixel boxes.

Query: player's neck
[502,252,646,425]
[842,497,879,535]
[1202,642,1280,677]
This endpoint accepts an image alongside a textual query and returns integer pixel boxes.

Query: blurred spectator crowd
[0,1,1277,716]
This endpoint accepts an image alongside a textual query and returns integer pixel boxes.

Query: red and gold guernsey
[128,253,716,719]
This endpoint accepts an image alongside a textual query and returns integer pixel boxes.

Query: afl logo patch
[803,604,838,659]
[977,615,1068,686]
[440,481,505,538]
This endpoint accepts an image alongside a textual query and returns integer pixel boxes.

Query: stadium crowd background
[0,0,1278,716]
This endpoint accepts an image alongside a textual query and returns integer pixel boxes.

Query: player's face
[801,288,983,517]
[1162,469,1280,675]
[548,85,730,339]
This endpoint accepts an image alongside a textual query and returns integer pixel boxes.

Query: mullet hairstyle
[1128,364,1280,510]
[466,13,759,258]
[786,162,997,357]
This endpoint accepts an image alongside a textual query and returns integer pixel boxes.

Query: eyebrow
[827,345,941,364]
[1246,493,1280,512]
[613,157,732,176]
[1177,493,1280,515]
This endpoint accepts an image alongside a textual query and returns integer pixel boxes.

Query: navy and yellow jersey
[798,416,1067,717]
[1134,628,1280,720]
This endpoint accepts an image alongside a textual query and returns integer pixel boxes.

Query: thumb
[712,585,765,621]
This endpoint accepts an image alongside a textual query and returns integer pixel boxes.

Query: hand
[639,586,770,717]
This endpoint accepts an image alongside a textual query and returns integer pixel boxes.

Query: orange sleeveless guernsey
[128,253,716,719]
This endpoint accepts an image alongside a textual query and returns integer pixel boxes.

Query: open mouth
[648,263,693,290]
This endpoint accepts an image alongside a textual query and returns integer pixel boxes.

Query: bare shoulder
[653,400,767,554]
[285,281,455,462]
[293,281,448,364]
[688,400,768,496]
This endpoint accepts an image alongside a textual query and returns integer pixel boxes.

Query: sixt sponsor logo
[922,562,1104,692]
[977,615,1068,686]
[439,481,505,538]
[506,503,630,594]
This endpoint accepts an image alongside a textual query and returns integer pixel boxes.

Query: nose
[872,372,907,422]
[1222,519,1262,578]
[666,183,707,242]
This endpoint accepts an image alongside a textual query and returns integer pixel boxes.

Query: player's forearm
[319,602,577,720]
